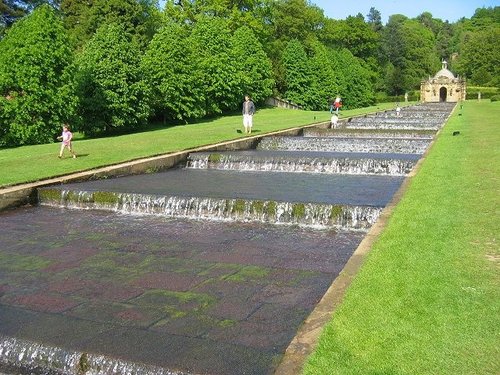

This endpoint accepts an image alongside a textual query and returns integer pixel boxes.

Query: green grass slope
[0,104,398,187]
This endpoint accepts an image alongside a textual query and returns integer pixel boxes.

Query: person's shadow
[236,129,261,134]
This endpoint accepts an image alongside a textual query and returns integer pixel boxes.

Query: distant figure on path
[395,103,401,117]
[242,95,255,134]
[57,124,76,159]
[331,113,338,128]
[333,96,342,114]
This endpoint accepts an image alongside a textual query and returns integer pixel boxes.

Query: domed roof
[434,61,455,80]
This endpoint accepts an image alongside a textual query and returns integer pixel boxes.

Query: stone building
[420,61,466,103]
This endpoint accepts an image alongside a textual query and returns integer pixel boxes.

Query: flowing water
[0,102,455,375]
[186,151,419,176]
[257,136,431,154]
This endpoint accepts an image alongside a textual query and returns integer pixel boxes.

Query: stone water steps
[343,121,441,131]
[257,136,430,154]
[342,117,444,130]
[302,128,435,139]
[348,117,445,124]
[186,150,420,176]
[38,169,404,230]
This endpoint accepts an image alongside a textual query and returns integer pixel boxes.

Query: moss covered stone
[77,353,91,374]
[265,201,277,217]
[232,199,246,214]
[0,253,52,271]
[251,200,264,214]
[38,189,62,203]
[329,205,344,220]
[292,203,306,219]
[93,191,120,205]
[226,265,270,282]
[208,153,222,163]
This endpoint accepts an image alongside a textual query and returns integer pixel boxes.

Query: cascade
[257,136,430,154]
[0,336,186,375]
[187,151,418,176]
[303,128,434,139]
[38,189,383,230]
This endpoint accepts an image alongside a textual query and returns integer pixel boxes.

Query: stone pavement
[0,206,364,374]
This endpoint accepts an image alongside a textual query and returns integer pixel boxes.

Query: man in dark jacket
[242,95,255,134]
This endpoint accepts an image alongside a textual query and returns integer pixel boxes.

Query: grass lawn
[0,103,398,187]
[303,100,500,374]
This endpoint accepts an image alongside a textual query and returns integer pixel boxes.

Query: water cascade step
[38,189,382,230]
[257,136,431,154]
[38,169,404,230]
[343,117,443,130]
[187,150,420,176]
[303,128,435,139]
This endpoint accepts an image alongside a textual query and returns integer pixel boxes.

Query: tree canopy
[0,4,76,146]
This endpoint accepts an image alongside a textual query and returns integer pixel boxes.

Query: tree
[454,26,500,86]
[320,16,379,60]
[142,22,205,122]
[1,1,26,32]
[281,39,314,108]
[74,23,151,135]
[336,49,375,108]
[1,0,61,37]
[188,16,239,114]
[366,7,383,33]
[61,0,161,49]
[435,21,455,60]
[230,26,274,104]
[308,42,341,110]
[0,4,77,146]
[270,0,325,43]
[381,15,440,94]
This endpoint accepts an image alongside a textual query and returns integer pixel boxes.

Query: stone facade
[420,61,466,103]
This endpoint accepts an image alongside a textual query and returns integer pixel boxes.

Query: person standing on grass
[57,124,76,159]
[242,95,255,134]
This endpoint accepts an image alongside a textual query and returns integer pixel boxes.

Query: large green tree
[142,22,205,122]
[74,23,151,135]
[336,49,375,108]
[381,15,440,94]
[188,16,239,115]
[308,41,341,110]
[281,39,315,108]
[0,4,76,146]
[454,26,500,86]
[230,25,274,104]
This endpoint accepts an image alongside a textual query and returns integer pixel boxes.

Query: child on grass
[57,124,76,159]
